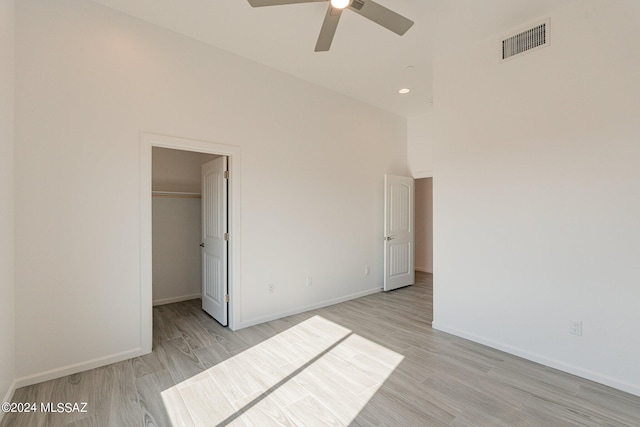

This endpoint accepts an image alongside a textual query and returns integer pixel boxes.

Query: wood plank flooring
[3,272,640,426]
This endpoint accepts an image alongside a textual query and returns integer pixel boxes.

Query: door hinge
[224,232,229,241]
[223,170,229,179]
[224,294,229,303]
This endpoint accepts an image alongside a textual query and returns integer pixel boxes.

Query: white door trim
[412,170,433,179]
[140,132,241,353]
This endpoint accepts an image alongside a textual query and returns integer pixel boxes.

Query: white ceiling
[89,0,576,117]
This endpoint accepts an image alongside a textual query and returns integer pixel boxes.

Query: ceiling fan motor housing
[351,0,364,11]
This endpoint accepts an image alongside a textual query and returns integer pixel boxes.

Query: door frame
[140,132,241,353]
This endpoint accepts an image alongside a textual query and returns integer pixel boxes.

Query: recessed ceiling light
[399,88,411,94]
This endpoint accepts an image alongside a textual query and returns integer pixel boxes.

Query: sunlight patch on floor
[161,315,404,426]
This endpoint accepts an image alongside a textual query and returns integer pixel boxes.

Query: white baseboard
[153,293,200,306]
[14,347,146,389]
[415,267,433,273]
[432,321,640,397]
[237,286,383,330]
[0,379,17,423]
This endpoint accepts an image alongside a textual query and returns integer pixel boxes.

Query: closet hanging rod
[152,191,201,199]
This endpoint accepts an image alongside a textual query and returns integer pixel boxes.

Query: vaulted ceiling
[90,0,576,117]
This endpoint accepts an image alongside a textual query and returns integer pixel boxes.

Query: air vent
[502,21,548,61]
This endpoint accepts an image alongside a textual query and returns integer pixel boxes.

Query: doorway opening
[140,133,241,354]
[414,177,433,322]
[151,147,219,307]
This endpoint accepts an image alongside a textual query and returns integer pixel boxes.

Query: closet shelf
[152,191,201,199]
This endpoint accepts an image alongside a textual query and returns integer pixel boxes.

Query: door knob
[385,236,395,241]
[200,243,205,247]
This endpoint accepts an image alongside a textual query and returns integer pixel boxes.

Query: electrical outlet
[570,320,582,336]
[364,265,370,276]
[306,277,312,287]
[268,284,274,294]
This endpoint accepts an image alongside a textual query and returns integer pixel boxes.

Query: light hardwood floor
[3,272,640,426]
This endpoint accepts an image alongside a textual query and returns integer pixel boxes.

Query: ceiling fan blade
[315,6,343,52]
[348,0,414,36]
[247,0,325,7]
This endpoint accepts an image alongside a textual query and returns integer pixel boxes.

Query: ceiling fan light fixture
[330,0,350,10]
[248,0,413,52]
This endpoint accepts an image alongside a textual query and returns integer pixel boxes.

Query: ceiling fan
[247,0,414,52]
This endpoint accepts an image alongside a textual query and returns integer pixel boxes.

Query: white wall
[432,1,640,395]
[152,197,202,304]
[0,0,16,411]
[414,178,432,273]
[407,111,433,178]
[152,148,216,305]
[14,0,407,383]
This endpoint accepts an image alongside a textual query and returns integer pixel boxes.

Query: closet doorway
[151,147,219,304]
[140,133,241,354]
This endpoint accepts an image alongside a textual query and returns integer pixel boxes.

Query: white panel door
[201,156,228,326]
[384,174,415,291]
